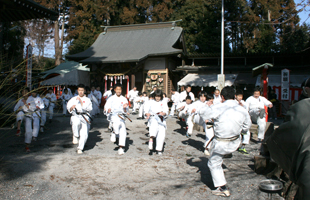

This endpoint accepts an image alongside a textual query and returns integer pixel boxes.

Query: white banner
[281,69,290,100]
[26,44,32,89]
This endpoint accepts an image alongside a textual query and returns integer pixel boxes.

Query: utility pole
[218,0,225,91]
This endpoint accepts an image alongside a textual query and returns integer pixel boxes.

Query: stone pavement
[0,110,284,200]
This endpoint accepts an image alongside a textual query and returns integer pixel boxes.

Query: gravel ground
[0,110,284,200]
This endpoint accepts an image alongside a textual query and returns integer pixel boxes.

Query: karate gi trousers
[169,103,177,116]
[16,111,24,122]
[63,101,68,115]
[40,110,46,127]
[71,115,89,150]
[139,104,144,118]
[186,114,194,134]
[133,102,141,112]
[24,116,40,143]
[208,136,241,187]
[203,124,215,148]
[149,117,166,151]
[249,109,266,140]
[48,104,55,120]
[111,115,127,147]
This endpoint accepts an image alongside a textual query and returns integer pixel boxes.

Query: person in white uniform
[67,84,92,154]
[245,87,273,142]
[60,89,72,116]
[169,90,180,116]
[45,88,57,123]
[137,92,148,120]
[179,86,195,102]
[162,93,169,106]
[128,87,139,112]
[104,84,129,155]
[91,86,99,115]
[177,96,194,138]
[144,89,169,155]
[199,86,252,197]
[95,86,102,114]
[18,88,36,152]
[89,88,99,118]
[14,88,29,136]
[103,86,113,100]
[234,90,251,154]
[30,89,44,141]
[63,85,72,96]
[213,89,222,105]
[133,92,143,113]
[39,93,49,133]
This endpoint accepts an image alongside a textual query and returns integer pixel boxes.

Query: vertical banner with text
[26,44,32,90]
[281,69,290,100]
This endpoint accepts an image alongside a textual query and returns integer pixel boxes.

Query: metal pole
[221,0,224,75]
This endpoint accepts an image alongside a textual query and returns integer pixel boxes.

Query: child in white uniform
[61,89,72,116]
[31,90,44,141]
[144,90,169,155]
[177,96,193,138]
[104,84,129,155]
[67,84,92,154]
[45,88,57,123]
[137,92,148,119]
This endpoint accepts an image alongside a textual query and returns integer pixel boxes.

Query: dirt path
[0,111,283,200]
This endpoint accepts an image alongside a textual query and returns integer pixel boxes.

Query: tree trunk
[54,20,61,66]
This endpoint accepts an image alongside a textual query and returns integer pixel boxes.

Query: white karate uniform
[61,93,72,115]
[177,102,194,134]
[179,91,195,102]
[139,96,149,118]
[88,93,99,117]
[144,99,169,151]
[169,92,180,115]
[200,100,251,187]
[196,102,214,149]
[67,88,72,96]
[40,97,49,127]
[91,91,100,114]
[213,95,222,105]
[94,90,102,114]
[133,96,143,112]
[32,96,44,138]
[245,96,272,140]
[104,95,129,147]
[67,96,92,151]
[22,96,36,144]
[103,90,113,100]
[45,93,57,120]
[236,100,251,145]
[162,97,169,106]
[14,99,25,123]
[128,90,139,108]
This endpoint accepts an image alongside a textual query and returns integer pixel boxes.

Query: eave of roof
[0,0,58,22]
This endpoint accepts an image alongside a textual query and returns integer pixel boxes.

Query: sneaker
[204,149,210,156]
[259,109,265,119]
[211,186,230,197]
[118,148,124,155]
[158,151,163,156]
[186,132,191,138]
[16,129,21,137]
[40,127,44,133]
[72,136,79,144]
[25,147,30,152]
[148,140,153,150]
[238,147,249,154]
[77,149,83,154]
[110,134,116,143]
[32,137,37,142]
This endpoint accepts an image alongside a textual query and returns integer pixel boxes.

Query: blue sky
[295,0,310,24]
